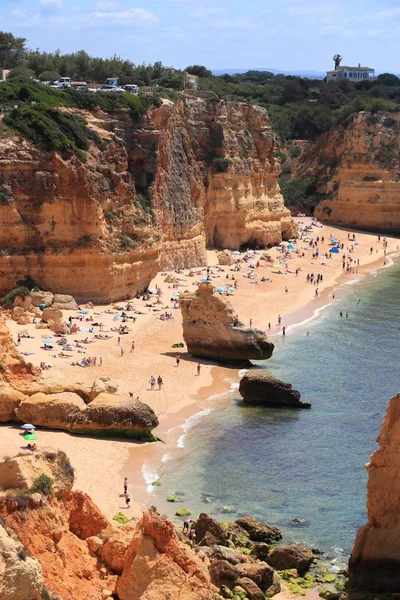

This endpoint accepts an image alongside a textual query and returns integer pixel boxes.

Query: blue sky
[1,0,399,72]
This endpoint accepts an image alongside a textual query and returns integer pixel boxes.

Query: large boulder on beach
[235,517,282,544]
[71,393,159,440]
[15,392,86,429]
[89,377,119,401]
[266,544,314,575]
[217,250,235,266]
[179,283,274,363]
[30,290,54,307]
[0,384,26,422]
[52,294,79,310]
[41,307,63,323]
[239,371,311,409]
[209,559,275,593]
[13,295,32,311]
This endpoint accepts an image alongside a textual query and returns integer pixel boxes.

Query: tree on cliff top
[0,31,26,69]
[333,54,342,70]
[185,65,212,78]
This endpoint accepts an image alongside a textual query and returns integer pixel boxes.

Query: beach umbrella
[272,264,283,269]
[78,309,89,314]
[287,243,295,249]
[21,424,36,430]
[200,278,209,283]
[330,247,340,253]
[23,434,38,441]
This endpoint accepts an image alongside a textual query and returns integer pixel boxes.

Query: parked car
[100,85,126,93]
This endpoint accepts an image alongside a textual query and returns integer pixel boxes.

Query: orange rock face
[349,393,400,591]
[298,111,400,232]
[0,491,116,600]
[0,99,295,302]
[117,508,217,600]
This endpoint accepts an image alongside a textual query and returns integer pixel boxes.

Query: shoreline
[122,245,400,514]
[1,218,399,524]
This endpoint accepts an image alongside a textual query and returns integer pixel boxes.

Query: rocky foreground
[0,450,346,600]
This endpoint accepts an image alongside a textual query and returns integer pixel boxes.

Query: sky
[1,0,399,72]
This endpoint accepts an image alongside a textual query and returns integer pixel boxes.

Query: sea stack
[179,283,274,362]
[239,371,311,409]
[349,393,400,591]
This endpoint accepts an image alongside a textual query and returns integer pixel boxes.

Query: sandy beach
[1,218,399,521]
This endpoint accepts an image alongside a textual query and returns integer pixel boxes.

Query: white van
[51,77,71,88]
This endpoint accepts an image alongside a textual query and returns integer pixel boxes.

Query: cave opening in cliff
[240,241,266,251]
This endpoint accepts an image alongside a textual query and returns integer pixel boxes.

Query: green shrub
[30,474,54,496]
[113,512,130,524]
[175,507,191,517]
[2,286,30,308]
[17,276,40,290]
[290,146,301,158]
[213,157,232,172]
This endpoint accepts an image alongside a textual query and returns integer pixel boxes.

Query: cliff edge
[349,392,400,591]
[0,98,295,302]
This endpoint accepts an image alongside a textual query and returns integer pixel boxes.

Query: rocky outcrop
[239,371,311,408]
[0,449,74,495]
[14,391,159,440]
[0,383,26,422]
[349,393,400,591]
[117,507,216,600]
[0,316,39,382]
[0,523,44,600]
[235,517,282,544]
[0,98,295,302]
[180,283,274,362]
[195,513,229,547]
[295,111,400,232]
[0,490,119,600]
[266,544,314,575]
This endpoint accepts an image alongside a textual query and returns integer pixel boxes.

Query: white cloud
[89,8,159,25]
[95,1,119,9]
[11,9,26,18]
[375,8,400,19]
[39,0,62,6]
[191,7,225,18]
[287,4,338,17]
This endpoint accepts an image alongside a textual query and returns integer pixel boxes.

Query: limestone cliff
[179,283,274,362]
[349,393,400,591]
[296,111,400,232]
[0,98,295,302]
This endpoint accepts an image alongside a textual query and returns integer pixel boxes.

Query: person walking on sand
[197,363,201,376]
[282,326,286,337]
[131,341,135,352]
[149,376,155,390]
[125,492,131,508]
[249,319,252,327]
[157,375,163,390]
[315,288,319,297]
[117,336,121,345]
[278,314,282,325]
[123,477,128,494]
[176,354,181,367]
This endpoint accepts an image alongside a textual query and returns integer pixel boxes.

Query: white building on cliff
[327,64,375,82]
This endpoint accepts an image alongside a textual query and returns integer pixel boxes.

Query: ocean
[147,258,400,569]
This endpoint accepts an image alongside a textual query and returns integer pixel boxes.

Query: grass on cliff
[1,77,153,158]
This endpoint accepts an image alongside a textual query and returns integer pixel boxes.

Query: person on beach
[183,518,193,534]
[176,354,180,367]
[282,326,286,336]
[131,341,135,352]
[340,311,343,317]
[285,286,288,294]
[346,311,349,318]
[268,322,271,330]
[125,492,131,508]
[315,288,319,297]
[278,314,282,325]
[120,347,124,357]
[117,336,121,345]
[157,375,163,390]
[249,319,252,327]
[197,363,201,376]
[149,376,156,390]
[123,477,128,494]
[188,528,196,547]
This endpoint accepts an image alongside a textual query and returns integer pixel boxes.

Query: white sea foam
[283,302,331,333]
[230,382,240,391]
[142,462,159,494]
[238,369,248,378]
[161,452,172,464]
[177,407,213,449]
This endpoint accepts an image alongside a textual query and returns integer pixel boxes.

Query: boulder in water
[239,370,311,409]
[266,544,314,575]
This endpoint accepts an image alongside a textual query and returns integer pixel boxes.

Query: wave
[177,407,213,449]
[141,462,160,494]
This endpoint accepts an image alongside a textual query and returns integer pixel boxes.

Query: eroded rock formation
[349,393,400,591]
[239,370,311,409]
[0,98,295,302]
[179,283,274,362]
[296,111,400,232]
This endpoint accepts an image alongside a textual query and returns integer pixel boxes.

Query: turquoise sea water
[150,258,400,566]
